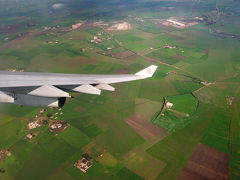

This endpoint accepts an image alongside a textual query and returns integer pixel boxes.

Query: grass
[94,122,145,157]
[229,97,240,179]
[171,80,203,94]
[114,33,144,44]
[117,167,143,180]
[56,126,90,150]
[147,103,218,180]
[166,94,198,115]
[0,140,35,178]
[47,168,74,180]
[69,117,103,138]
[0,1,240,179]
[146,46,206,65]
[146,49,180,64]
[0,118,24,148]
[110,47,126,54]
[96,152,122,173]
[138,21,167,34]
[120,151,165,179]
[154,110,192,132]
[15,147,59,180]
[39,135,78,164]
[138,79,179,101]
[201,107,230,153]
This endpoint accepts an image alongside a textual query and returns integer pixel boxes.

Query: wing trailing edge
[96,84,115,91]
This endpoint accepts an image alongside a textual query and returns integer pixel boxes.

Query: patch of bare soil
[108,22,131,31]
[203,49,209,54]
[112,50,135,59]
[156,24,175,32]
[74,106,85,112]
[116,69,129,74]
[0,31,42,50]
[174,54,185,60]
[177,143,229,180]
[144,57,158,63]
[167,33,185,40]
[124,54,140,61]
[125,115,167,140]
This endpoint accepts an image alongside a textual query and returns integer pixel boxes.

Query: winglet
[135,65,158,78]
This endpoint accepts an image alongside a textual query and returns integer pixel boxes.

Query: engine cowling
[14,94,66,107]
[0,92,66,107]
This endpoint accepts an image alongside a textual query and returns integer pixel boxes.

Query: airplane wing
[0,65,157,107]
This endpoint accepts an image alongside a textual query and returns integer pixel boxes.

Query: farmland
[0,0,240,179]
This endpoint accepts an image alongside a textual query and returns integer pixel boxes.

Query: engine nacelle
[14,94,66,107]
[0,92,66,107]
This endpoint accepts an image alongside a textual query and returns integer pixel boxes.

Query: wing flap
[73,85,101,95]
[96,84,115,91]
[0,91,14,103]
[28,85,70,97]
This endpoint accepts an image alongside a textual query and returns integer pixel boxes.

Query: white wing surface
[0,65,158,107]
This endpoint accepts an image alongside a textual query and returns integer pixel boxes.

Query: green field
[0,0,240,179]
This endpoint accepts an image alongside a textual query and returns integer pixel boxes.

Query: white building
[167,19,185,27]
[166,102,173,108]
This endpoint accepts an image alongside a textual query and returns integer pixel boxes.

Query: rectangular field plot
[146,47,207,65]
[177,143,229,180]
[98,47,138,60]
[138,21,168,34]
[121,151,166,180]
[125,115,167,140]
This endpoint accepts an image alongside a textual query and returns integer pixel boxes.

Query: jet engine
[0,91,66,107]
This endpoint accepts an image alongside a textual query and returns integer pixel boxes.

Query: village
[0,149,12,173]
[25,108,95,173]
[74,153,93,173]
[26,108,69,140]
[0,150,11,163]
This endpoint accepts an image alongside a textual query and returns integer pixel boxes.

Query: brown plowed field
[116,69,129,74]
[174,54,185,60]
[124,54,140,61]
[203,49,209,54]
[144,57,158,63]
[112,50,135,59]
[177,143,229,180]
[125,115,167,140]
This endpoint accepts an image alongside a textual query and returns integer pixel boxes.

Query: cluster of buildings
[26,108,68,139]
[0,150,11,162]
[49,120,69,134]
[45,39,60,45]
[226,96,234,106]
[166,102,173,109]
[90,36,103,44]
[90,32,111,44]
[108,22,131,31]
[26,132,38,140]
[93,20,109,27]
[28,121,41,129]
[43,26,60,31]
[163,44,177,49]
[72,23,83,30]
[162,18,199,29]
[74,153,93,173]
[7,69,24,72]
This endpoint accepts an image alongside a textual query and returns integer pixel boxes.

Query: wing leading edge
[0,65,158,107]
